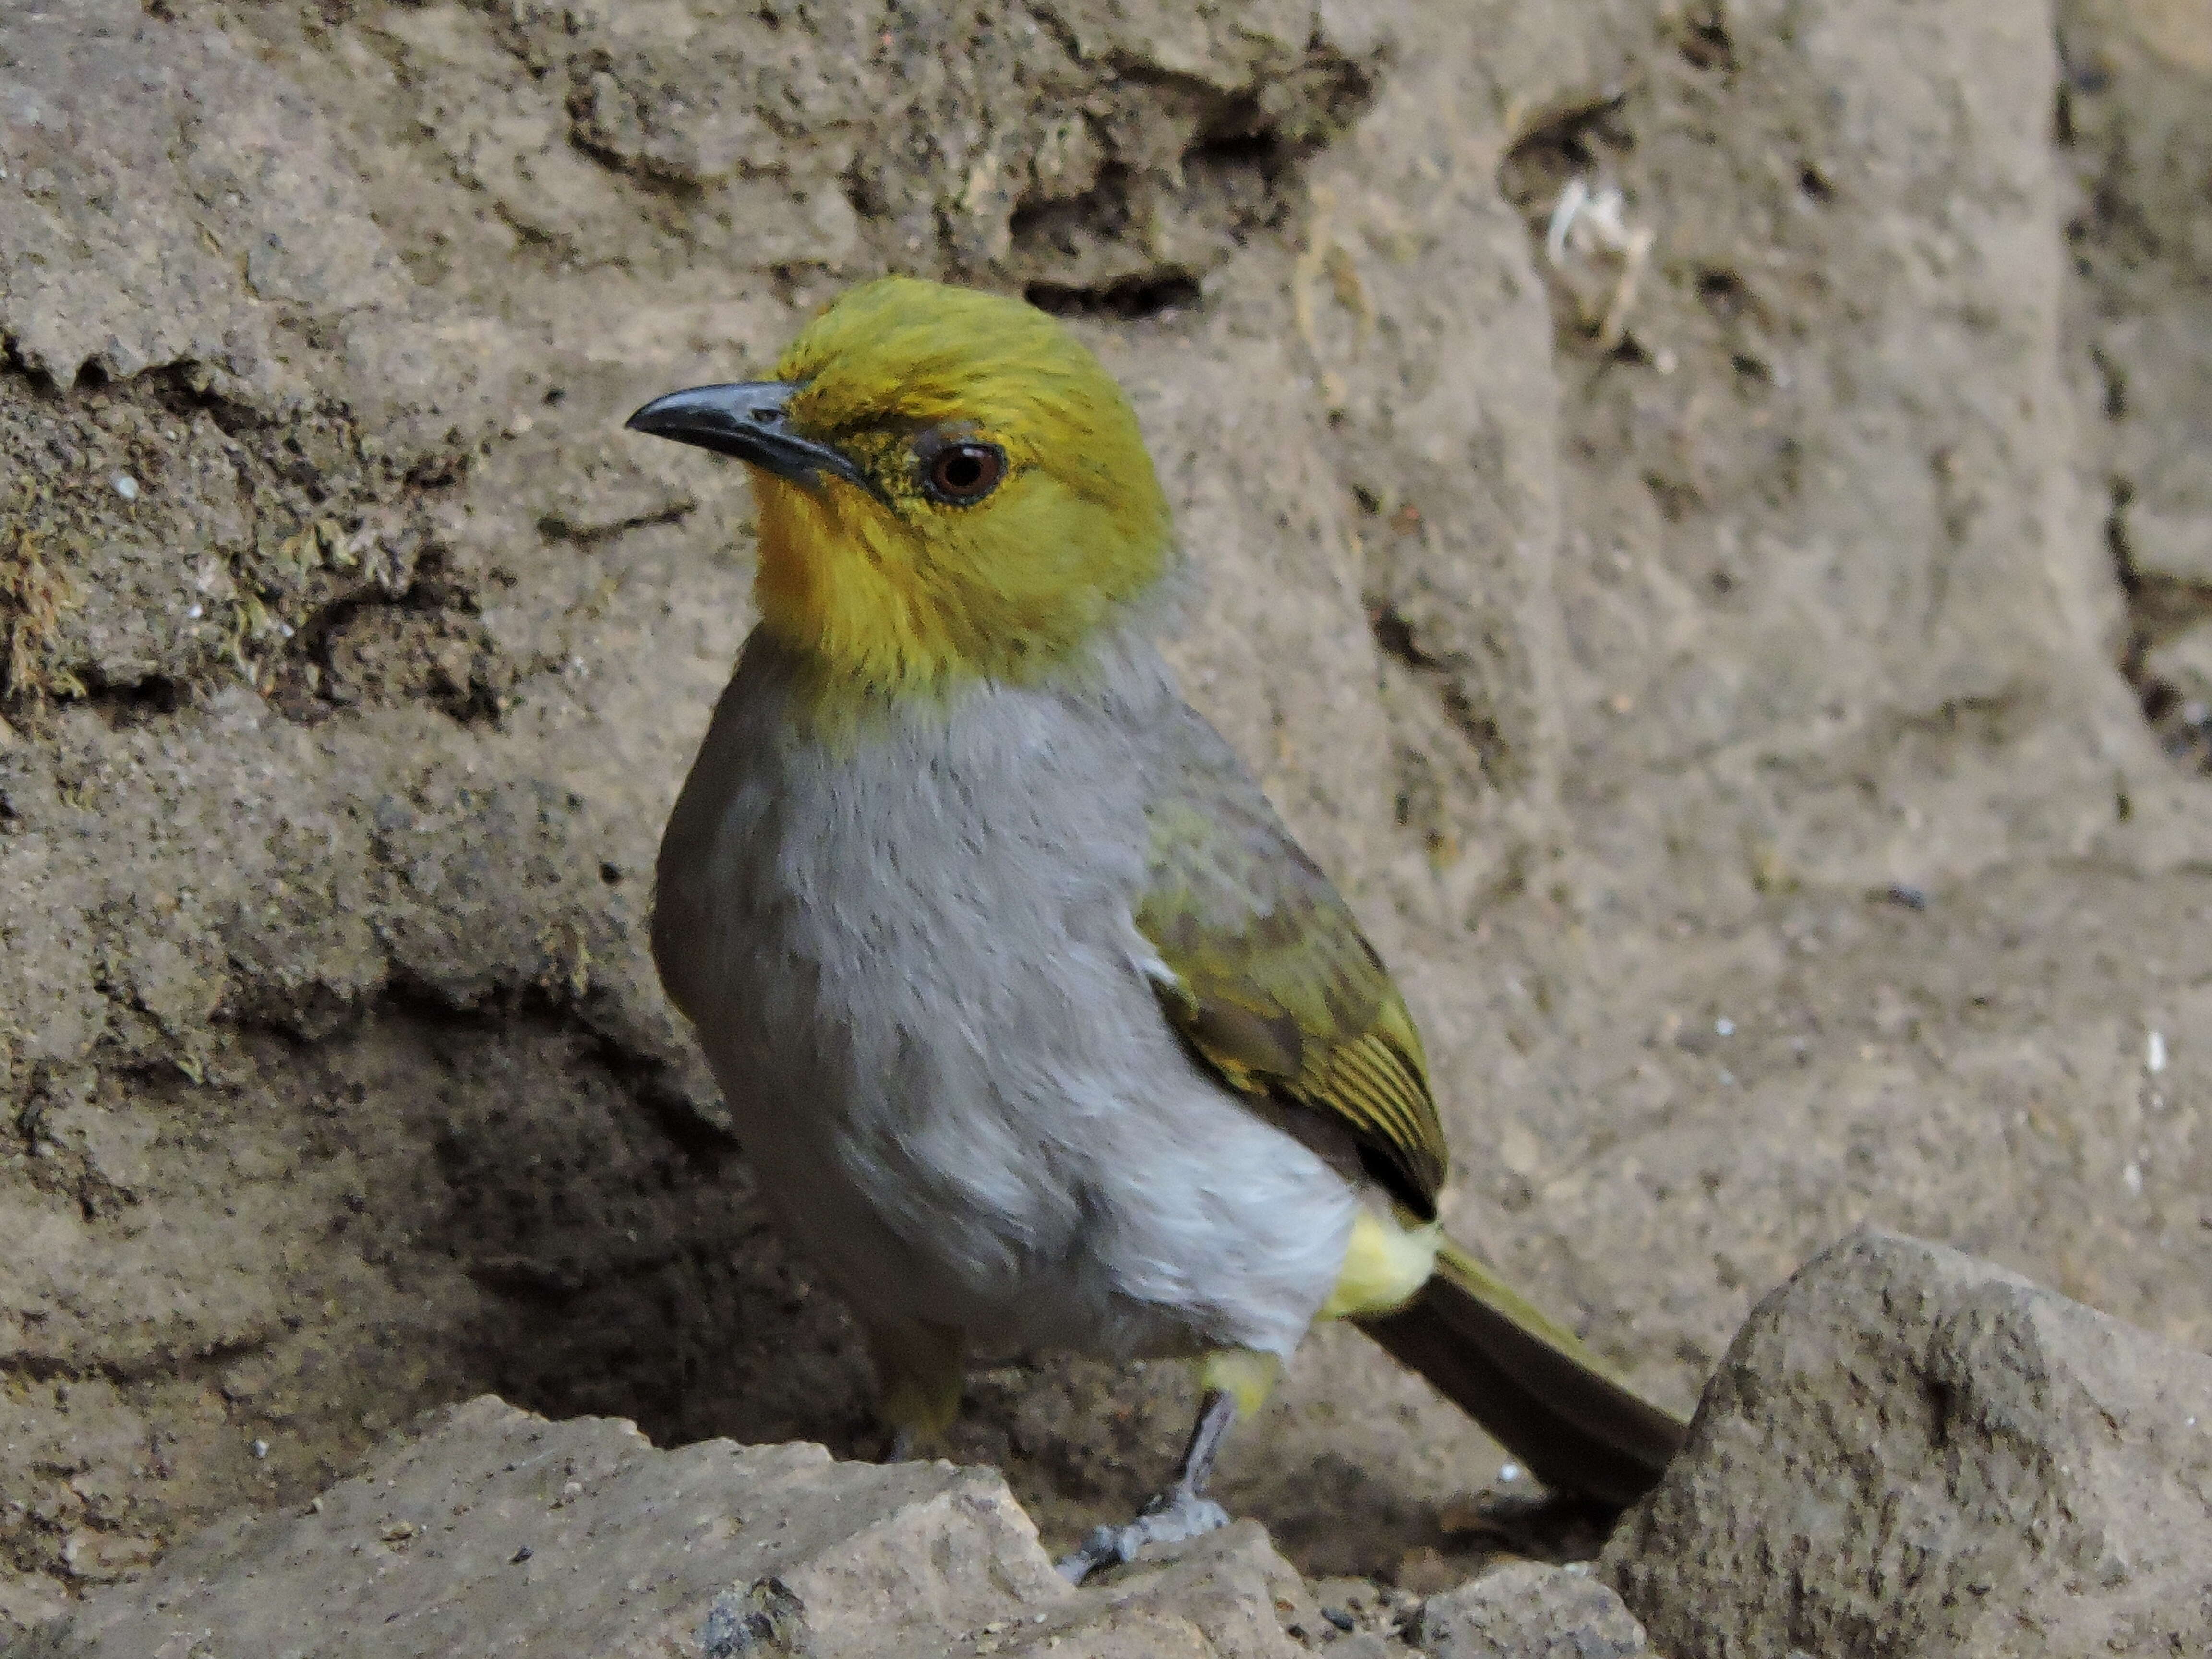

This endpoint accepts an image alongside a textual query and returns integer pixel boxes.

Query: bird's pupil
[944,452,981,488]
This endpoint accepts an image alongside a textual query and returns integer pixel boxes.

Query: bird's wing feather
[1133,708,1449,1216]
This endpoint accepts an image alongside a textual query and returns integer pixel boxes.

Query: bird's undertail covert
[1354,1238,1687,1507]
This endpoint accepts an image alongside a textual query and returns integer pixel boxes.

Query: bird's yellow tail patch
[1318,1210,1441,1322]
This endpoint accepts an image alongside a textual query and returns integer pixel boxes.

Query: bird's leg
[1056,1388,1239,1583]
[869,1320,964,1463]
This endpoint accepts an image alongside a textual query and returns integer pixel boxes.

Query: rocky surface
[2062,0,2212,767]
[18,1232,2212,1654]
[1607,1229,2212,1657]
[1419,1562,1647,1658]
[3,1395,1317,1659]
[0,0,2207,1642]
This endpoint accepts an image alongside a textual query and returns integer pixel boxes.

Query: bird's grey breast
[656,629,1164,1028]
[651,630,1185,1321]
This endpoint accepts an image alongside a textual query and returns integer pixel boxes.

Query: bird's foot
[1055,1487,1231,1584]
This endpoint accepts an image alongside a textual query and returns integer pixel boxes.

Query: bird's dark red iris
[926,441,1005,504]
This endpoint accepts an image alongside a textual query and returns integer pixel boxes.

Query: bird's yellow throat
[748,461,1154,697]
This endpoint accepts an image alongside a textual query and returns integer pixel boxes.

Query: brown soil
[0,0,2206,1624]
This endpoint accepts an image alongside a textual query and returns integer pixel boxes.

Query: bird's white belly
[716,989,1355,1364]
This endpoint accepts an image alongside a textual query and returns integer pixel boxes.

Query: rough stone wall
[2059,0,2212,763]
[0,0,2206,1627]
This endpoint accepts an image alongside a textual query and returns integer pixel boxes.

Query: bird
[626,275,1686,1581]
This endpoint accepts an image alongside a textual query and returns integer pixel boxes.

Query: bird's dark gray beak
[624,380,867,491]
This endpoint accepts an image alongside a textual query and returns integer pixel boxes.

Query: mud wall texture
[0,0,2206,1624]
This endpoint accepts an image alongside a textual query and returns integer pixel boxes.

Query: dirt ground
[0,0,2207,1625]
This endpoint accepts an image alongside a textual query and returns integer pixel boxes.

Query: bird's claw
[1054,1490,1231,1583]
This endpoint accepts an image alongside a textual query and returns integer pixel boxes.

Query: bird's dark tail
[1354,1237,1687,1506]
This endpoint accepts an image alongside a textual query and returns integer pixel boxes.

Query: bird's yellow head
[627,277,1173,700]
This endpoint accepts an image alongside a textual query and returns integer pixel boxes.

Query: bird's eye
[923,440,1006,505]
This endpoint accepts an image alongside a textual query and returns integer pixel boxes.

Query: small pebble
[2147,1031,2168,1075]
[1322,1608,1355,1633]
[1884,883,1928,910]
[1496,1461,1522,1483]
[250,1439,269,1459]
[1714,1017,1735,1036]
[113,473,139,502]
[510,1544,533,1563]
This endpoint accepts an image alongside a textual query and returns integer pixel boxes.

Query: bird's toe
[1054,1490,1231,1583]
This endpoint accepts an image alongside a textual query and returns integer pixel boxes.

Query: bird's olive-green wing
[1134,718,1448,1217]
